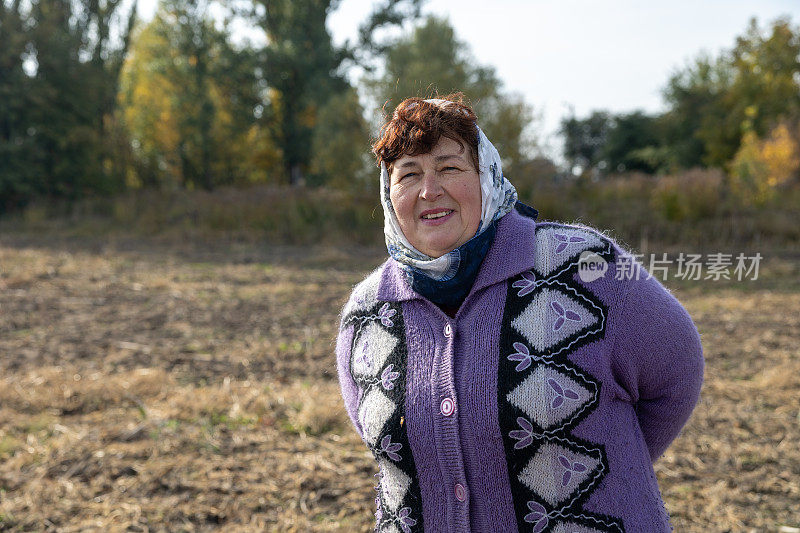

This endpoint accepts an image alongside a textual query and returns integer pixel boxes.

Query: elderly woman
[336,95,704,532]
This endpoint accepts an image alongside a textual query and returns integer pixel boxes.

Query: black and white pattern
[344,279,423,533]
[499,223,625,533]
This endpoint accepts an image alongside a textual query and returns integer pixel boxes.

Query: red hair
[372,93,479,172]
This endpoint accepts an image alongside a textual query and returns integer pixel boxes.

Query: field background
[0,221,798,532]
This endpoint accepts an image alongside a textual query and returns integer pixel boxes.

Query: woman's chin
[415,236,460,258]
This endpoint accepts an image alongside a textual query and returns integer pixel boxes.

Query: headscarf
[380,100,518,283]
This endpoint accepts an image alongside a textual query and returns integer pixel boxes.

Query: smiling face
[389,136,482,258]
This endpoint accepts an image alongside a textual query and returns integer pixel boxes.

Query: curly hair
[372,93,479,172]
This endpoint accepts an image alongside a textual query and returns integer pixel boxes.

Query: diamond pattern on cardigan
[499,223,625,533]
[507,364,595,432]
[352,321,399,378]
[345,297,424,533]
[359,388,396,446]
[342,268,382,317]
[511,285,604,354]
[378,458,412,513]
[518,442,601,506]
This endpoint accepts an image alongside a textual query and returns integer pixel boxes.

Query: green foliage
[566,17,800,178]
[4,5,799,218]
[661,53,734,169]
[602,111,662,174]
[560,110,674,178]
[370,15,491,103]
[368,15,537,178]
[259,0,348,185]
[560,111,611,174]
[256,0,423,185]
[120,0,266,190]
[354,0,424,62]
[664,17,800,169]
[1,0,423,207]
[308,88,372,189]
[0,0,136,212]
[479,93,536,179]
[0,0,38,211]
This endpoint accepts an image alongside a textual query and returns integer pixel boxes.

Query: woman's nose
[419,171,444,200]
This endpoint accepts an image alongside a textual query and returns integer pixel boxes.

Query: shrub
[650,169,725,222]
[730,123,800,205]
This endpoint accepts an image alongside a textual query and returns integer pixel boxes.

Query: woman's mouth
[420,209,455,225]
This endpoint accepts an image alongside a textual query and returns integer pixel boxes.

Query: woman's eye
[442,166,459,172]
[401,172,417,180]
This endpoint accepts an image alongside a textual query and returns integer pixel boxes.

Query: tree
[730,121,800,205]
[0,0,38,210]
[662,17,800,169]
[721,18,800,162]
[602,111,662,174]
[0,0,136,209]
[308,87,371,189]
[560,110,611,175]
[369,15,536,178]
[250,0,424,186]
[661,53,733,169]
[120,0,265,190]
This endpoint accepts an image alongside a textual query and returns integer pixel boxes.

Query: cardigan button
[454,483,467,502]
[444,323,452,337]
[440,397,455,417]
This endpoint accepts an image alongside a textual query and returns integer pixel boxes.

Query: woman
[336,94,704,532]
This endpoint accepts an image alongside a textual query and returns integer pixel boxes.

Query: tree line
[0,0,428,211]
[1,2,798,213]
[561,17,800,203]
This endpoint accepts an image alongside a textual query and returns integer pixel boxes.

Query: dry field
[0,234,798,532]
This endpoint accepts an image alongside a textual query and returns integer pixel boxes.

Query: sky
[138,0,800,157]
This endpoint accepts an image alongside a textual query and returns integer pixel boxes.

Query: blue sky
[139,0,800,156]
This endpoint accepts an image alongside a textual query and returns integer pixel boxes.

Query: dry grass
[5,180,800,253]
[0,235,798,531]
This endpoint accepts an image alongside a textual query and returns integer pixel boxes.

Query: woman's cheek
[391,190,416,227]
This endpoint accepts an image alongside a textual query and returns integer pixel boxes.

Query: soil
[0,235,798,532]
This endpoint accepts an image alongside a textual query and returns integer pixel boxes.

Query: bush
[730,123,800,206]
[3,174,798,250]
[650,168,725,222]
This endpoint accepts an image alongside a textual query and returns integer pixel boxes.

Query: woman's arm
[336,267,386,441]
[608,261,705,462]
[336,316,364,440]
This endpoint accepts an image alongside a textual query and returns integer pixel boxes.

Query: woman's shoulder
[534,219,630,252]
[340,260,392,322]
[526,218,637,275]
[505,208,631,256]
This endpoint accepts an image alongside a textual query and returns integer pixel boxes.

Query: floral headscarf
[380,100,518,281]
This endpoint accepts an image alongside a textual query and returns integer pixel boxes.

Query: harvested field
[0,235,798,532]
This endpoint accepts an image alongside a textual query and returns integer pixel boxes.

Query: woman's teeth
[422,210,453,219]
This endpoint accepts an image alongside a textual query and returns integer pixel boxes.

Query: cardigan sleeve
[608,260,704,462]
[336,311,364,440]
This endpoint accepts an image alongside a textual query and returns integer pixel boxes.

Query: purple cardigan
[336,209,704,533]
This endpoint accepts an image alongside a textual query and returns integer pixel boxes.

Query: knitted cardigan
[336,209,704,533]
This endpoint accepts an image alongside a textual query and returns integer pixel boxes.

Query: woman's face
[389,136,482,258]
